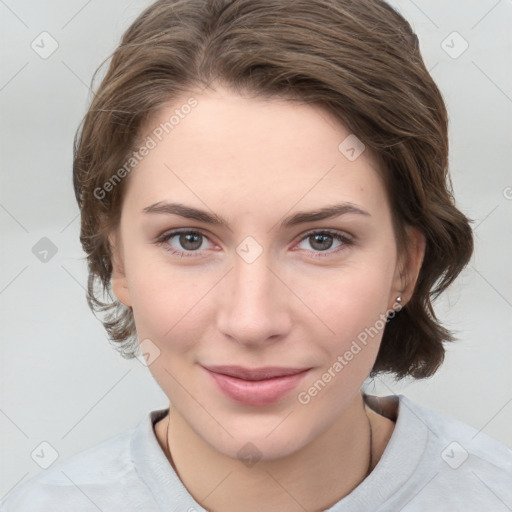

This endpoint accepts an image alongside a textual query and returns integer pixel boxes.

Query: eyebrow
[142,201,370,229]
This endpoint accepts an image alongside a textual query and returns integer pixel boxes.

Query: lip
[202,365,311,406]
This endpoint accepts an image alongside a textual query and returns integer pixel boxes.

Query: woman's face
[111,84,411,461]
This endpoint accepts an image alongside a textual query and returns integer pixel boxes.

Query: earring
[396,296,402,303]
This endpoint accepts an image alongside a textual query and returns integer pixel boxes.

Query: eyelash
[155,228,354,259]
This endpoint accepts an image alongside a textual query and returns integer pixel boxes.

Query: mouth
[201,365,311,406]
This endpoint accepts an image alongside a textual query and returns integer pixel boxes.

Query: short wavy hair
[73,0,473,379]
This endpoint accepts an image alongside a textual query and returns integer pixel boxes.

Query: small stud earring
[396,296,402,303]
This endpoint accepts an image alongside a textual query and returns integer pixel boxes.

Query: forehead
[126,86,387,217]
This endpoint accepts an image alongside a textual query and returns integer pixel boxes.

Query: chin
[197,414,324,464]
[212,433,308,463]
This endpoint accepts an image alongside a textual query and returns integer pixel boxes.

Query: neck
[155,392,394,512]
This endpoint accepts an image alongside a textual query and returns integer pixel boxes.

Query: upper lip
[203,365,310,381]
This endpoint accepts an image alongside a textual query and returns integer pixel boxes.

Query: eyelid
[297,228,355,243]
[155,227,217,252]
[292,228,355,258]
[155,227,355,258]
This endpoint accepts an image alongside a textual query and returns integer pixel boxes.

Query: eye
[295,230,354,258]
[155,228,354,259]
[155,229,213,258]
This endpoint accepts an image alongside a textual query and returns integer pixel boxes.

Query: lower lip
[203,368,310,406]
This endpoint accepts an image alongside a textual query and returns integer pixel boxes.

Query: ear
[390,226,425,307]
[109,231,132,308]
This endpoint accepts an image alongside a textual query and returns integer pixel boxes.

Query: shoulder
[387,395,512,510]
[0,425,155,512]
[401,395,511,469]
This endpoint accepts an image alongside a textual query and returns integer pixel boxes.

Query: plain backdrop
[1,0,511,500]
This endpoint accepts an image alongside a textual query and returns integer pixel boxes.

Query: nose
[216,252,292,347]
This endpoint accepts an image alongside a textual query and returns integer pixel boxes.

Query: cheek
[298,257,396,384]
[294,267,394,412]
[333,273,391,332]
[303,257,395,333]
[125,246,214,351]
[129,274,201,343]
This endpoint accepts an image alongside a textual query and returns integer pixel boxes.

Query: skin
[110,83,425,512]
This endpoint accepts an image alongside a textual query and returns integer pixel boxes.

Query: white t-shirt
[1,394,510,511]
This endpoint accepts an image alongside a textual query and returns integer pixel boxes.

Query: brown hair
[73,0,473,379]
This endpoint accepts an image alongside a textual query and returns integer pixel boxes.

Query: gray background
[1,0,511,500]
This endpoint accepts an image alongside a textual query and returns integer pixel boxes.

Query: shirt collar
[130,395,429,511]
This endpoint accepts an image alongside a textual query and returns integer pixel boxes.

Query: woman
[2,0,510,510]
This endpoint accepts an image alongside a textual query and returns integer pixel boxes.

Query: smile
[202,365,311,406]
